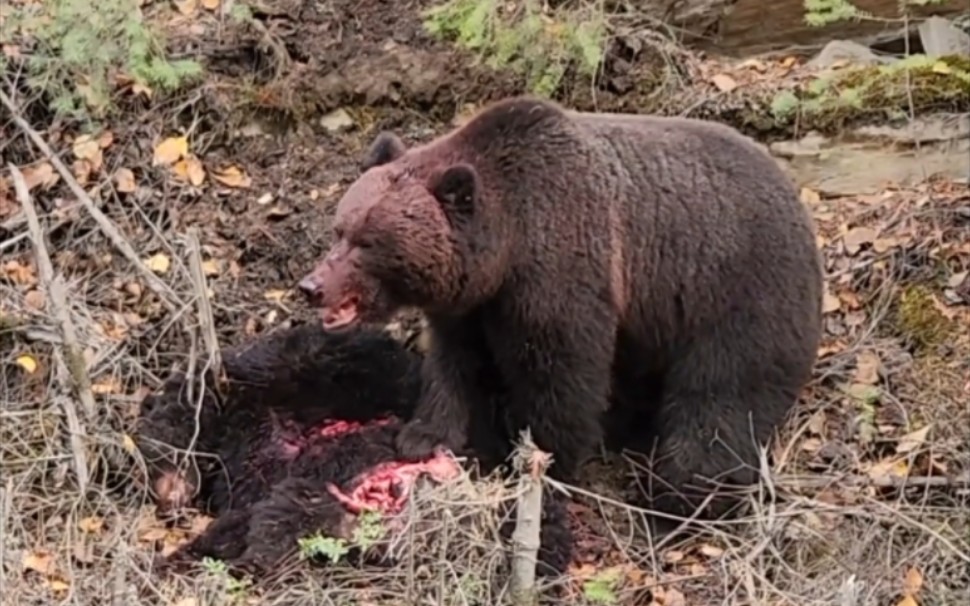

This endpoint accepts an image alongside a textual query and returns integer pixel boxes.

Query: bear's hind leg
[630,344,803,522]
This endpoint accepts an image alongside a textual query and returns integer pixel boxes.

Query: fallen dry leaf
[212,165,252,189]
[873,237,900,253]
[78,516,104,534]
[97,131,114,148]
[143,253,171,274]
[201,0,220,9]
[710,73,738,93]
[153,136,188,166]
[23,290,45,310]
[662,587,687,606]
[121,433,137,454]
[173,154,206,186]
[663,550,685,563]
[800,437,823,452]
[896,595,919,606]
[853,351,881,385]
[173,0,198,15]
[15,354,38,374]
[823,290,841,314]
[904,566,924,595]
[868,458,909,481]
[948,271,968,288]
[699,543,724,558]
[800,187,821,205]
[91,376,123,395]
[200,259,221,276]
[47,578,70,593]
[843,227,877,255]
[807,409,827,435]
[263,289,289,302]
[20,162,58,191]
[896,425,932,454]
[72,134,103,172]
[115,168,137,193]
[22,550,55,575]
[174,599,201,606]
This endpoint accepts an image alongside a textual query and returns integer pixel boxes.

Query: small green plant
[351,510,387,550]
[1,0,203,120]
[582,568,621,604]
[298,533,351,563]
[200,557,253,599]
[298,510,388,563]
[424,0,606,97]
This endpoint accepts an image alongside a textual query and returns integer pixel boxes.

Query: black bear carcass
[135,324,572,578]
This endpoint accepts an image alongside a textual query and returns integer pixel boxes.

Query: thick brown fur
[136,324,572,577]
[299,96,824,519]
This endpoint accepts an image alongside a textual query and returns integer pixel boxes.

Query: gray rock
[918,16,970,58]
[319,108,355,134]
[806,40,893,69]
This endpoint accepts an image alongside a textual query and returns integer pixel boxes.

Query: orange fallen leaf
[20,162,58,191]
[72,134,103,172]
[896,596,918,606]
[904,566,924,595]
[201,0,220,9]
[115,168,137,193]
[173,0,198,15]
[800,187,821,205]
[823,290,841,314]
[173,154,206,186]
[15,354,38,374]
[143,253,171,274]
[211,165,252,189]
[22,550,55,575]
[710,73,738,93]
[153,136,188,166]
[78,516,104,534]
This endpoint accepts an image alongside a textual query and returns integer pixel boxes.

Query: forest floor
[1,1,968,605]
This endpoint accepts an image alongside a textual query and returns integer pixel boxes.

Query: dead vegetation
[2,1,969,605]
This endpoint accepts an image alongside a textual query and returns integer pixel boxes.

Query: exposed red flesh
[326,452,460,515]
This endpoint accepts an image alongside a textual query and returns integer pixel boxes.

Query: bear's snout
[298,274,323,300]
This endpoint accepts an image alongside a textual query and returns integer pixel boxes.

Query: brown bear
[298,96,824,520]
[137,324,573,578]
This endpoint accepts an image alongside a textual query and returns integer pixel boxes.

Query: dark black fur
[311,96,824,521]
[136,324,572,576]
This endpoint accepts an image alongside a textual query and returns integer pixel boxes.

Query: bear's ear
[360,132,406,173]
[430,163,479,226]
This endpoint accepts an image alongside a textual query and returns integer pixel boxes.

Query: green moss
[894,284,954,351]
[423,0,606,97]
[767,54,970,133]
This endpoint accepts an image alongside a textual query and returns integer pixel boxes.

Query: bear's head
[298,132,504,331]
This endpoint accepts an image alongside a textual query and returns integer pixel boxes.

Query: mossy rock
[893,284,956,351]
[769,53,970,134]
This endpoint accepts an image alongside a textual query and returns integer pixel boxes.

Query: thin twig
[185,228,222,378]
[9,163,92,493]
[0,88,179,311]
[0,478,11,597]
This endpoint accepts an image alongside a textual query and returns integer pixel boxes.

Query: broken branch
[9,163,93,493]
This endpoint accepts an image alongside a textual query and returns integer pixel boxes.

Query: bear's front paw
[395,421,450,461]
